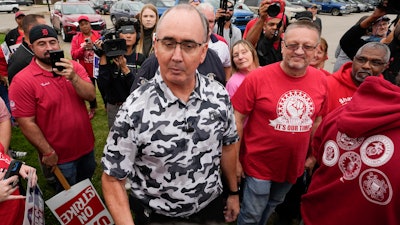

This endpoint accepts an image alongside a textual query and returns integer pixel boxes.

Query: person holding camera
[0,97,38,225]
[9,24,97,193]
[244,0,287,66]
[96,18,145,128]
[214,0,242,48]
[71,15,102,120]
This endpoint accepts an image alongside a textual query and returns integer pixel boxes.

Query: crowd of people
[1,0,400,224]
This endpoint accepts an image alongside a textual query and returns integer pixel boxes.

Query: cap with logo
[29,24,58,44]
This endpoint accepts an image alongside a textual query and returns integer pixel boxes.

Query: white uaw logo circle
[360,135,393,167]
[339,151,361,181]
[277,90,314,122]
[336,131,364,151]
[359,168,392,205]
[323,140,339,167]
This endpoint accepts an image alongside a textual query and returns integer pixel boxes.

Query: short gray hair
[356,42,391,63]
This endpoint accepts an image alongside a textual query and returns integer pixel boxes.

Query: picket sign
[23,173,45,225]
[45,166,114,225]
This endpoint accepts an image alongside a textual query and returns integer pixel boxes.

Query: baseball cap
[78,15,90,23]
[310,4,318,9]
[29,24,58,44]
[15,11,25,18]
[373,16,390,24]
[295,11,313,21]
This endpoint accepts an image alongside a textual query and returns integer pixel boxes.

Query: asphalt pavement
[0,5,397,73]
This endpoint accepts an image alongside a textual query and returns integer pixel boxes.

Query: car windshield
[62,4,96,15]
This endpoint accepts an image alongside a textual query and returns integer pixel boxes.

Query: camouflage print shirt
[101,69,239,217]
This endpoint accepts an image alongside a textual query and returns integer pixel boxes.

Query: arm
[70,35,85,60]
[221,143,240,223]
[340,8,386,59]
[16,116,58,167]
[54,58,96,101]
[233,110,247,181]
[224,66,232,81]
[305,115,322,174]
[0,100,11,152]
[102,173,135,225]
[244,0,271,47]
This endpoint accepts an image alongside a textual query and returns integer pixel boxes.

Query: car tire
[61,27,71,42]
[331,8,340,16]
[111,15,117,25]
[12,8,19,13]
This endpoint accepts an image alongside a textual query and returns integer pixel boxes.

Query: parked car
[339,0,357,12]
[0,1,18,13]
[109,1,144,25]
[1,0,33,6]
[50,1,106,42]
[290,0,322,10]
[90,0,115,15]
[285,0,306,21]
[310,0,351,16]
[141,0,186,17]
[354,0,368,11]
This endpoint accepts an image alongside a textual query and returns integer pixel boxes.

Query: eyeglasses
[156,38,204,54]
[227,6,234,11]
[354,56,386,67]
[283,41,318,52]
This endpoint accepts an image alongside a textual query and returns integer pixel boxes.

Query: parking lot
[0,4,397,73]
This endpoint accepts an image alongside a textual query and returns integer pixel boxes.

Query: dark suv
[90,0,114,15]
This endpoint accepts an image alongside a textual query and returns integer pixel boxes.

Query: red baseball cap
[78,15,90,23]
[15,11,25,18]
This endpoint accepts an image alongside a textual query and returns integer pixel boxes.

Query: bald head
[157,4,208,43]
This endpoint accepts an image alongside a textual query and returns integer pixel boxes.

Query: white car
[0,1,19,13]
[285,0,306,21]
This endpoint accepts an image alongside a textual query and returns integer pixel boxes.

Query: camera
[98,28,127,58]
[266,0,285,17]
[377,0,400,14]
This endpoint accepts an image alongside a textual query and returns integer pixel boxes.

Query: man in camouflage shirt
[101,4,240,225]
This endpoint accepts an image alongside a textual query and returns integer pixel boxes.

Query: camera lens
[267,3,280,17]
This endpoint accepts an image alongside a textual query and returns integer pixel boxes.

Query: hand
[41,151,58,168]
[224,195,240,222]
[0,171,25,202]
[94,39,103,50]
[305,155,316,175]
[19,164,38,187]
[236,160,245,184]
[53,59,79,82]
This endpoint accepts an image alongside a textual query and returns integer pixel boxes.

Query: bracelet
[228,189,240,195]
[43,150,55,157]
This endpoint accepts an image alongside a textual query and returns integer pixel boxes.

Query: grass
[1,33,110,224]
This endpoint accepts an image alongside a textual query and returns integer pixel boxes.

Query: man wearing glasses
[232,20,327,225]
[101,4,240,225]
[323,42,390,115]
[214,0,242,48]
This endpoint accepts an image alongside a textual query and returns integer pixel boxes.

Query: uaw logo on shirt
[359,168,392,205]
[336,131,364,151]
[269,90,314,132]
[360,135,394,167]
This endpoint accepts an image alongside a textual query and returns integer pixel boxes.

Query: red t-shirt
[70,31,101,78]
[9,59,95,163]
[231,62,327,183]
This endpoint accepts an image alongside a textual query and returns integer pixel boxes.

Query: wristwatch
[228,189,240,195]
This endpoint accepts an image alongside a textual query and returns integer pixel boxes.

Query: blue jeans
[56,150,96,192]
[237,176,293,225]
